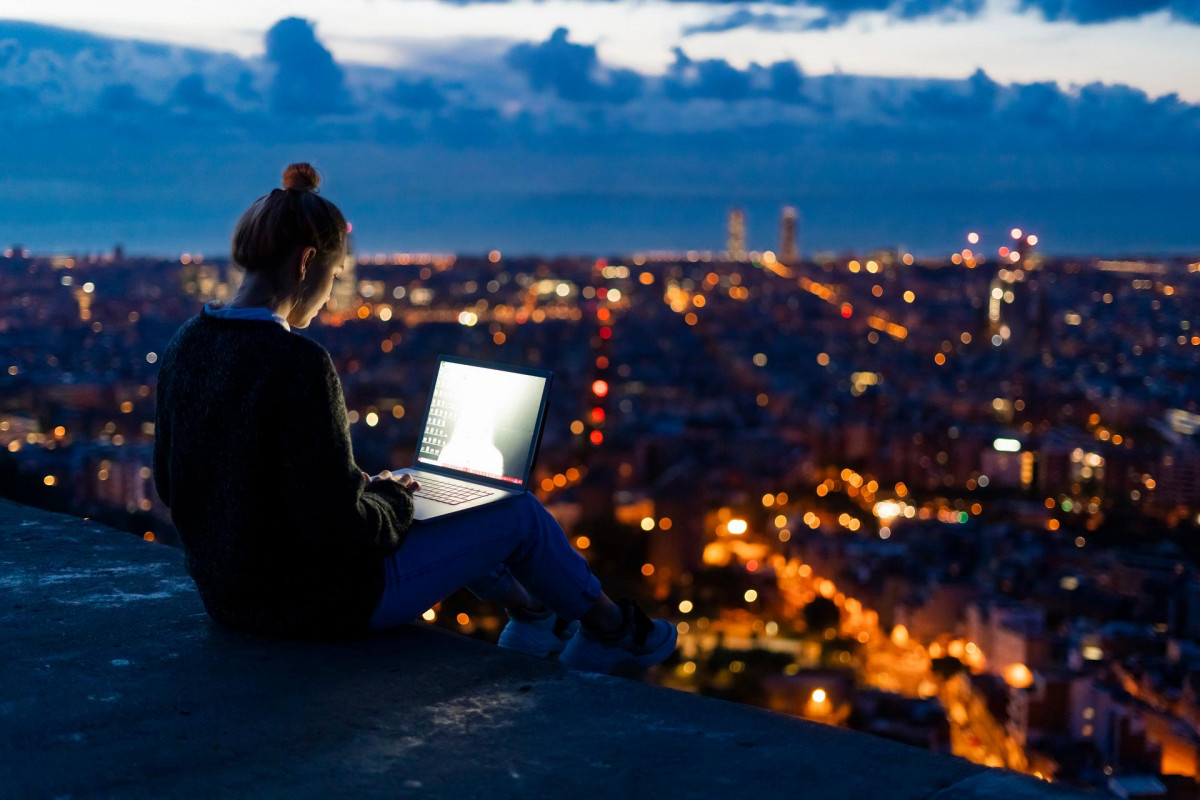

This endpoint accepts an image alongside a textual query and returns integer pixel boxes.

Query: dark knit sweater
[152,312,415,638]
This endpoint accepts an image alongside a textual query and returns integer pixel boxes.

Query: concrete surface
[0,499,1089,798]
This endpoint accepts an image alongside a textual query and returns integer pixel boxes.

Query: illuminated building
[780,206,799,264]
[726,208,746,262]
[331,247,357,313]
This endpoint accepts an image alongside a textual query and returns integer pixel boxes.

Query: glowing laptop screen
[416,360,548,486]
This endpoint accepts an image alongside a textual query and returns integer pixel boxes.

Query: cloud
[1018,0,1200,24]
[664,48,753,101]
[388,76,448,109]
[906,68,998,117]
[437,0,1198,28]
[97,82,152,113]
[263,17,349,115]
[682,9,805,35]
[504,27,643,103]
[170,74,231,113]
[2,18,1200,255]
[679,0,986,34]
[661,47,806,103]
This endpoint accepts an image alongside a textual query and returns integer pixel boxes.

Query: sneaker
[558,599,677,675]
[497,607,580,659]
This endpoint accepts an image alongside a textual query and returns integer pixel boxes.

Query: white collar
[203,302,291,331]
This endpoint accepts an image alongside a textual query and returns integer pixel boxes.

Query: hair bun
[282,162,320,192]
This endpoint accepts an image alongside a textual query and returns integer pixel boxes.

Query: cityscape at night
[3,2,1200,796]
[2,217,1198,792]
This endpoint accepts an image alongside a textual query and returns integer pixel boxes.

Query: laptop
[393,355,553,521]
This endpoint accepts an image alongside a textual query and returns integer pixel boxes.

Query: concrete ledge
[0,499,1086,798]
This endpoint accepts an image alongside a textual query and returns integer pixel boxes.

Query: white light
[993,438,1021,452]
[727,519,748,535]
[1011,228,1023,239]
[873,500,902,521]
[811,688,827,703]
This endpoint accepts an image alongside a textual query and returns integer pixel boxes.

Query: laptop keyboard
[411,475,496,506]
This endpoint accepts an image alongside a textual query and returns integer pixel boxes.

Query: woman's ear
[297,246,317,282]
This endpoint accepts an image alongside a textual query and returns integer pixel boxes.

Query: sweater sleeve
[279,345,414,558]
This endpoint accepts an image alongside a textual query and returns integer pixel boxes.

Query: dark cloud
[263,17,349,115]
[906,68,999,117]
[1018,0,1200,24]
[680,0,985,34]
[388,76,448,109]
[505,27,643,103]
[2,18,1200,256]
[664,48,753,101]
[767,61,805,102]
[97,83,152,113]
[438,0,1196,27]
[682,9,798,35]
[1002,80,1070,126]
[170,74,231,113]
[661,48,806,103]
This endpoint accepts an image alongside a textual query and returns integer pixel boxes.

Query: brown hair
[231,163,347,279]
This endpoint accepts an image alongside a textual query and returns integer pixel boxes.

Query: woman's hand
[368,469,420,493]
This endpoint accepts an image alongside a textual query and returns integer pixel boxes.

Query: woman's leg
[368,492,610,631]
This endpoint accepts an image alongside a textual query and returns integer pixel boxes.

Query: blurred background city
[1,3,1198,797]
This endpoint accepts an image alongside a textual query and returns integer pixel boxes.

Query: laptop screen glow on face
[416,360,548,486]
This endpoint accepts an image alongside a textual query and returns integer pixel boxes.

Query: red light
[595,356,609,369]
[746,559,758,572]
[998,246,1010,257]
[346,221,353,234]
[596,287,607,300]
[599,327,612,340]
[591,407,606,423]
[592,380,609,397]
[840,303,852,318]
[589,430,604,445]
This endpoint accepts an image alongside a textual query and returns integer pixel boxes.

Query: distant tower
[726,208,746,262]
[780,206,799,264]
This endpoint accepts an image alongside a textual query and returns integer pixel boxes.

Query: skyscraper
[780,206,799,264]
[727,208,746,262]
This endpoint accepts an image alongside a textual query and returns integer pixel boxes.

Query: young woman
[152,163,676,674]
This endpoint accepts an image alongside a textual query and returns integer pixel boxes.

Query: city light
[993,438,1021,452]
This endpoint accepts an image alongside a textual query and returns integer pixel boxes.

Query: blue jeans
[368,492,604,631]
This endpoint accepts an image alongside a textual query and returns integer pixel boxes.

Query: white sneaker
[558,599,677,675]
[497,608,579,659]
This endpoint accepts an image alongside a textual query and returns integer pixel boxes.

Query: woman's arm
[279,346,414,557]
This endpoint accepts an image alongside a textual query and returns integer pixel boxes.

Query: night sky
[1,2,1198,256]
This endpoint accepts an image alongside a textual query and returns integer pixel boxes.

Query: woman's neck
[229,273,293,319]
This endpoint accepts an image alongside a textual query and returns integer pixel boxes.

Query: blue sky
[0,2,1198,256]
